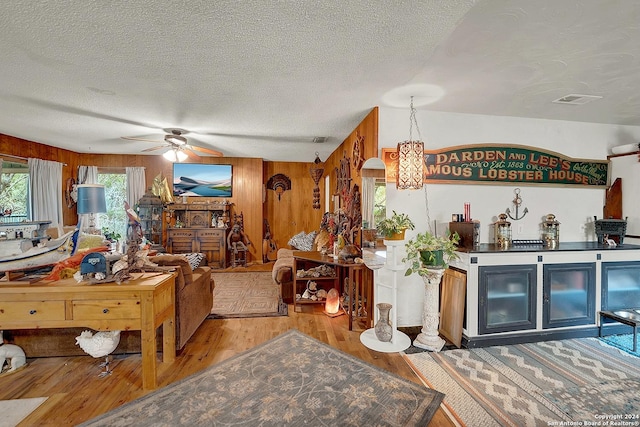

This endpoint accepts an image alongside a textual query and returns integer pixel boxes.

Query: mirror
[361,157,386,249]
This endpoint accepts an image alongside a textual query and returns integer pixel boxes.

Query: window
[373,179,386,228]
[97,172,127,240]
[0,160,29,222]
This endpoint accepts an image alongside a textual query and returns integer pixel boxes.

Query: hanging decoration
[396,96,425,190]
[505,187,528,221]
[309,152,324,209]
[351,131,365,175]
[267,173,292,201]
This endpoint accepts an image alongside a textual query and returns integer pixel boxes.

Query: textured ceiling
[0,0,638,162]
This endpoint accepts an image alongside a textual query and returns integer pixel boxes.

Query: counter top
[460,241,640,254]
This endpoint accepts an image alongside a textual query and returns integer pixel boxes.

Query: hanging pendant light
[396,96,425,190]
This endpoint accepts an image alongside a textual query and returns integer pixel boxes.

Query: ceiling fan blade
[121,136,163,143]
[181,147,201,160]
[188,145,224,157]
[142,145,166,152]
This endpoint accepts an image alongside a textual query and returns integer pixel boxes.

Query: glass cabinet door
[602,261,640,311]
[543,263,595,328]
[479,264,536,334]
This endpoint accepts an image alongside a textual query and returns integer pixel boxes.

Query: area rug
[404,337,640,427]
[79,329,444,426]
[0,397,47,427]
[209,271,287,318]
[599,333,640,357]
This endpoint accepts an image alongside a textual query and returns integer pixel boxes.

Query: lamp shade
[76,184,107,214]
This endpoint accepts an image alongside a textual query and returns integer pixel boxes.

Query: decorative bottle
[374,303,393,342]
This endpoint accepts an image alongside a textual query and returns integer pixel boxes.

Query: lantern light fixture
[396,96,425,190]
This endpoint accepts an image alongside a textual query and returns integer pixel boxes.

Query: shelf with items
[137,192,164,249]
[293,258,338,308]
[292,251,370,331]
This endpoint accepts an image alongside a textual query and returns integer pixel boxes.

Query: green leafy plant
[375,210,415,238]
[103,228,122,242]
[403,230,461,276]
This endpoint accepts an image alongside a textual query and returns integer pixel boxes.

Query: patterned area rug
[0,397,47,427]
[599,333,640,357]
[209,271,287,318]
[79,329,444,427]
[404,337,640,427]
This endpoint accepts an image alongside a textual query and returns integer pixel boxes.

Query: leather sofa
[148,254,214,350]
[11,254,214,357]
[272,248,295,303]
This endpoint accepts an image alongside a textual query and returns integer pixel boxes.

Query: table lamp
[77,184,107,234]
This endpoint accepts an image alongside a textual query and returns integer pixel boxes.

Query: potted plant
[376,210,415,240]
[403,230,461,276]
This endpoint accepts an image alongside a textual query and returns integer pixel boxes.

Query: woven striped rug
[209,271,287,318]
[404,337,640,426]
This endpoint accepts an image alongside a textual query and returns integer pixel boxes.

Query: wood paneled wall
[0,107,379,264]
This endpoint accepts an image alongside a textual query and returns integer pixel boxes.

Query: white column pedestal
[413,268,446,352]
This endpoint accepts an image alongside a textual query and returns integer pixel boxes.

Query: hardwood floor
[1,268,456,426]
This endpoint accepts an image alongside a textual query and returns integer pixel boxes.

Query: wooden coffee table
[599,309,640,352]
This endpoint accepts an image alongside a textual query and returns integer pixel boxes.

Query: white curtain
[28,158,64,237]
[78,165,98,184]
[362,177,375,229]
[126,167,146,207]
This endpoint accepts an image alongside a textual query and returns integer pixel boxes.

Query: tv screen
[173,163,232,197]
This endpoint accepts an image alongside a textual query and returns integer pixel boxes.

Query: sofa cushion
[150,254,194,284]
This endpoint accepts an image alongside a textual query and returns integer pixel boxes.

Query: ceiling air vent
[552,94,603,105]
[313,136,328,144]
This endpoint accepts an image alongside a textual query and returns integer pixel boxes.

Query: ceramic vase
[374,303,393,342]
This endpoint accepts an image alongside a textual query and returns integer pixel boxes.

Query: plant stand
[413,267,446,352]
[360,240,411,353]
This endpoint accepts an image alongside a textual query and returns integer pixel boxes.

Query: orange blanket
[45,246,110,281]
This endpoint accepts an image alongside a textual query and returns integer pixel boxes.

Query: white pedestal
[360,241,411,353]
[413,268,446,352]
[360,328,411,353]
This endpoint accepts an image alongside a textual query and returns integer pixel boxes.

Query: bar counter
[460,241,640,254]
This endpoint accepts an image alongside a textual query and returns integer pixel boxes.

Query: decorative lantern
[542,214,560,248]
[396,96,425,190]
[494,213,512,248]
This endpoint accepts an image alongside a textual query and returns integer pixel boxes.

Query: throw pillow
[287,231,317,251]
[184,252,205,270]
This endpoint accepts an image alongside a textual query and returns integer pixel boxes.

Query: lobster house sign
[382,144,608,187]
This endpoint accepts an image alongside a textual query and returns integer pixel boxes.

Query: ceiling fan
[121,128,223,161]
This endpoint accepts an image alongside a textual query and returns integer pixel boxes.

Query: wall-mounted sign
[382,144,608,187]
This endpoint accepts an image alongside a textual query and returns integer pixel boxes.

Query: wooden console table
[0,272,176,390]
[293,251,370,331]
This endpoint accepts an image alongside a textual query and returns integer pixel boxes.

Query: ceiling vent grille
[552,94,603,105]
[313,136,328,144]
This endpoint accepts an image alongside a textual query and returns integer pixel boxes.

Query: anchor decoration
[505,188,528,221]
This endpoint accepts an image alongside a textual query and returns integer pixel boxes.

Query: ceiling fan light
[176,150,188,162]
[163,149,178,162]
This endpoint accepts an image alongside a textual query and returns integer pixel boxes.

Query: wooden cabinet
[450,243,640,348]
[166,228,226,269]
[164,202,232,268]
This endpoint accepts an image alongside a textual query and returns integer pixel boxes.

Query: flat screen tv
[172,163,232,197]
